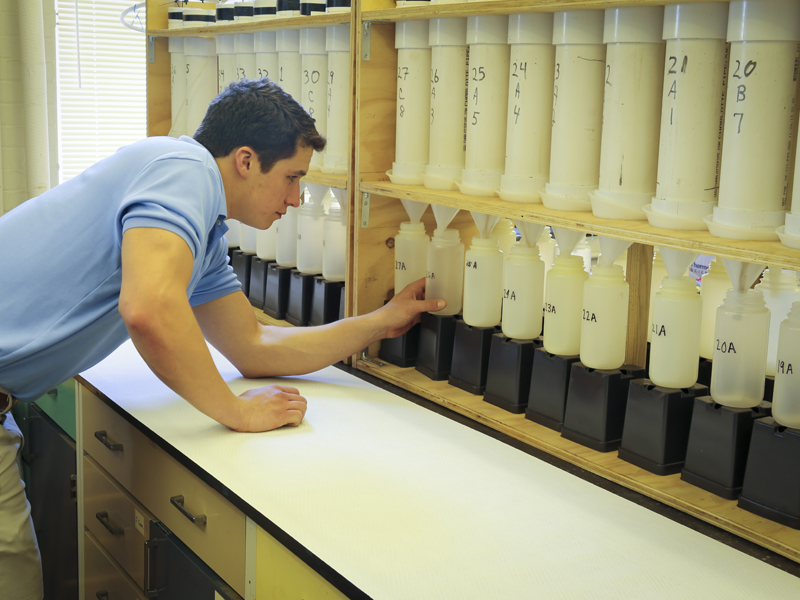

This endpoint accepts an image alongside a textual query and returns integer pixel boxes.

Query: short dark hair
[194,78,326,173]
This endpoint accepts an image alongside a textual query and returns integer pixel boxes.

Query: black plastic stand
[739,418,800,529]
[560,363,647,452]
[680,397,772,500]
[697,357,713,388]
[230,250,254,298]
[339,285,346,321]
[248,258,271,309]
[618,380,709,475]
[415,313,458,381]
[482,335,541,414]
[448,322,499,395]
[310,278,343,326]
[286,270,317,326]
[264,264,293,321]
[379,325,421,368]
[764,376,775,403]
[525,349,581,432]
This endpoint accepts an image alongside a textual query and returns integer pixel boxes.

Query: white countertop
[82,340,800,599]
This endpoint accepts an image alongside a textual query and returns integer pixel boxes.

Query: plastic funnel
[331,188,346,208]
[305,183,329,205]
[658,247,699,280]
[514,221,545,248]
[552,227,585,256]
[598,236,634,267]
[432,205,460,231]
[401,199,429,223]
[470,211,502,239]
[722,258,766,293]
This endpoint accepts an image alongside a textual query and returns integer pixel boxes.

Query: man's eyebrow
[290,169,307,176]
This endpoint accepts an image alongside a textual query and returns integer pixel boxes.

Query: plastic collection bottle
[256,224,277,262]
[322,203,347,282]
[772,301,800,428]
[579,264,629,370]
[275,206,300,268]
[710,289,771,408]
[502,244,545,339]
[543,255,589,356]
[699,259,731,359]
[647,250,670,343]
[648,276,702,388]
[296,201,326,274]
[754,267,800,377]
[462,238,504,327]
[239,224,258,254]
[394,222,429,293]
[426,228,465,316]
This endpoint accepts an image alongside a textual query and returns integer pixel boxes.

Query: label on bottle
[582,309,597,323]
[426,271,435,280]
[465,259,478,269]
[651,323,666,337]
[545,303,556,314]
[503,289,516,301]
[395,261,407,271]
[715,339,737,354]
[776,359,794,375]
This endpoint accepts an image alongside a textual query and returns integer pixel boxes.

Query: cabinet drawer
[83,455,154,589]
[81,386,246,596]
[84,530,146,600]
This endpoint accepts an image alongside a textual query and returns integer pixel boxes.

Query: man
[0,79,444,600]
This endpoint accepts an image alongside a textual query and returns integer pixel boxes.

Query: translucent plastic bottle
[296,201,326,274]
[502,244,545,339]
[322,203,347,282]
[699,259,731,359]
[240,225,258,254]
[710,289,771,408]
[648,276,702,389]
[579,264,629,370]
[275,206,300,268]
[543,255,589,355]
[490,219,518,256]
[537,228,556,271]
[772,302,800,428]
[256,224,277,262]
[754,267,800,376]
[647,250,669,343]
[394,222,429,293]
[462,238,504,327]
[426,228,464,316]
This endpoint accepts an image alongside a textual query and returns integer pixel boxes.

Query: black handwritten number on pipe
[279,67,283,82]
[329,71,334,85]
[733,59,757,79]
[668,56,677,74]
[512,61,527,79]
[514,105,521,125]
[606,64,611,86]
[472,66,486,81]
[399,105,405,118]
[398,66,409,80]
[733,112,744,133]
[430,108,434,125]
[472,111,480,126]
[431,69,439,84]
[258,68,269,78]
[555,63,560,80]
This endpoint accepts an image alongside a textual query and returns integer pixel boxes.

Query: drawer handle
[96,591,109,600]
[169,495,207,526]
[94,430,123,452]
[144,539,160,598]
[96,511,123,536]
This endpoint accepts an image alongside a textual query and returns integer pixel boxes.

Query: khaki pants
[0,412,44,600]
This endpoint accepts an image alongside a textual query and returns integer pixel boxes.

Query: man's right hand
[231,385,308,432]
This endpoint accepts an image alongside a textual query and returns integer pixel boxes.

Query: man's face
[240,144,313,229]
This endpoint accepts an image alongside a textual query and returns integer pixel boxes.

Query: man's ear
[234,147,257,178]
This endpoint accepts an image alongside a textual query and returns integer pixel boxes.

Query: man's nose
[287,183,301,207]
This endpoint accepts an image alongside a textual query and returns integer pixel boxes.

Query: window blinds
[56,0,146,182]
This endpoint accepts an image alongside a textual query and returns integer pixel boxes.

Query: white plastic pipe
[424,18,468,191]
[168,37,187,137]
[459,16,510,197]
[255,31,279,81]
[326,0,351,14]
[388,21,431,186]
[644,3,729,231]
[498,13,554,204]
[254,0,278,21]
[322,25,351,175]
[301,28,328,171]
[19,0,51,197]
[277,30,301,100]
[236,34,257,81]
[590,7,665,221]
[301,0,327,15]
[217,34,237,93]
[184,36,218,136]
[541,10,606,212]
[710,0,800,241]
[277,0,301,18]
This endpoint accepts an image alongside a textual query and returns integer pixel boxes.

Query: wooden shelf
[147,14,352,37]
[363,0,672,22]
[253,307,294,327]
[303,172,348,189]
[356,358,800,565]
[359,179,800,270]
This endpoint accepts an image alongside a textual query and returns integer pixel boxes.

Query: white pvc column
[184,34,218,135]
[589,7,665,220]
[388,21,431,186]
[277,30,301,100]
[540,10,605,212]
[168,36,187,137]
[255,31,279,81]
[645,3,729,231]
[235,2,256,82]
[326,0,351,14]
[424,18,468,191]
[254,0,277,21]
[459,16,510,197]
[708,0,800,241]
[322,25,351,175]
[277,0,301,18]
[217,34,237,92]
[498,13,554,204]
[301,28,328,170]
[301,0,327,15]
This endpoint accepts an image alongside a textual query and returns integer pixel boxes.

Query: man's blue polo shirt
[0,136,241,400]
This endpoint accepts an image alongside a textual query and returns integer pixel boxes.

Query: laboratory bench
[72,339,800,599]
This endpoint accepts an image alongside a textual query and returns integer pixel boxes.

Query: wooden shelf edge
[147,13,351,37]
[303,172,349,189]
[359,181,800,270]
[355,359,800,564]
